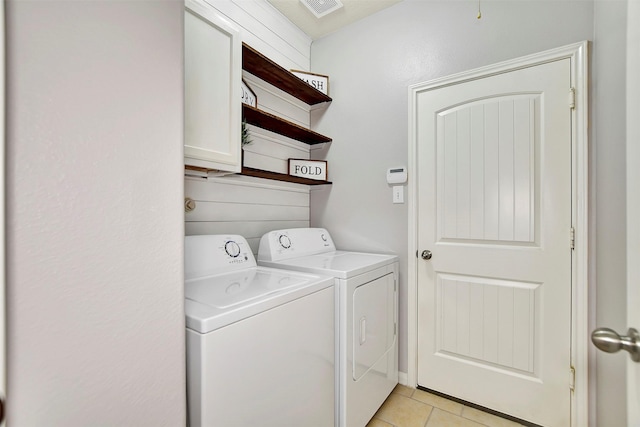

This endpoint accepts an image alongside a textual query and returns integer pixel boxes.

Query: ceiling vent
[299,0,344,18]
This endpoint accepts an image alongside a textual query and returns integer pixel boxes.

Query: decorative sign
[290,70,329,95]
[288,159,328,181]
[241,79,257,107]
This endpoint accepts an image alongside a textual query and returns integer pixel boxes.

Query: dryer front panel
[352,272,396,381]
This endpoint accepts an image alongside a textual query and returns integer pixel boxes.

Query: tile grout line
[404,387,507,427]
[422,405,434,427]
[409,388,435,427]
[389,386,526,427]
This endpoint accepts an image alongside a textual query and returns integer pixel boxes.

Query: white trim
[407,71,419,388]
[407,41,589,427]
[569,41,590,427]
[0,0,6,422]
[398,371,408,387]
[627,2,640,424]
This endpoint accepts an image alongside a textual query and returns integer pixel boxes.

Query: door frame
[627,1,640,422]
[1,1,6,424]
[407,41,589,427]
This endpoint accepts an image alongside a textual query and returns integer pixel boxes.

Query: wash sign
[288,159,327,181]
[290,70,329,96]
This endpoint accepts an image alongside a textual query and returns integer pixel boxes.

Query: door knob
[591,327,640,362]
[421,250,432,260]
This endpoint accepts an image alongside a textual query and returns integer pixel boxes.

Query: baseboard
[398,371,409,387]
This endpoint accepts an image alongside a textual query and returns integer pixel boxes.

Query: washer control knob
[225,241,241,258]
[321,233,327,242]
[279,235,291,249]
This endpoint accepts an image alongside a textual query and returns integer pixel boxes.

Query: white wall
[592,1,629,425]
[310,0,625,425]
[6,0,186,425]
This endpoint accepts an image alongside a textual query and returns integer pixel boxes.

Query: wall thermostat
[386,166,407,184]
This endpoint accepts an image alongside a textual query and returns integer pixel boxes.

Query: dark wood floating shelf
[243,104,332,145]
[240,166,332,186]
[185,165,331,186]
[242,43,332,106]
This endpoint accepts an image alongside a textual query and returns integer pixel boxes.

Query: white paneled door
[416,58,573,426]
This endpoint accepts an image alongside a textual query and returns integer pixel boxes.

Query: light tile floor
[367,385,526,427]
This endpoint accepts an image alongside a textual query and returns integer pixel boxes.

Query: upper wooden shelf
[243,104,332,145]
[242,43,332,106]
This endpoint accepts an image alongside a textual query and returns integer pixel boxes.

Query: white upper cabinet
[184,0,241,172]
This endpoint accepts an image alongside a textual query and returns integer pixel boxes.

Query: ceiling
[266,0,404,40]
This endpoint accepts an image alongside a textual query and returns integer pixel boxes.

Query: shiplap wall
[184,0,320,254]
[185,176,310,253]
[241,72,312,173]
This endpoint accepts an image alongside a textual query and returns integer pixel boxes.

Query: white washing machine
[258,228,398,427]
[185,234,335,427]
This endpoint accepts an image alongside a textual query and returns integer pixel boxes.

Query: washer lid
[185,266,333,333]
[261,251,398,279]
[186,268,308,309]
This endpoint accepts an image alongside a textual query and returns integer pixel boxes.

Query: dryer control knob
[279,235,291,249]
[225,241,241,258]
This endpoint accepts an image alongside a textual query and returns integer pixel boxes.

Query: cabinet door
[184,0,241,173]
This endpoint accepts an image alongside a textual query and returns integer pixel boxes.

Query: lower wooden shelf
[240,166,332,186]
[185,164,331,186]
[242,104,332,145]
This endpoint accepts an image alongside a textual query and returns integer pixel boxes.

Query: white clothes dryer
[258,228,398,427]
[185,234,335,427]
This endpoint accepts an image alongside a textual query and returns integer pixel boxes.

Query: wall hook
[185,197,196,213]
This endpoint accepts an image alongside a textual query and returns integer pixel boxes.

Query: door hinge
[569,87,576,110]
[570,365,576,391]
[570,227,576,250]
